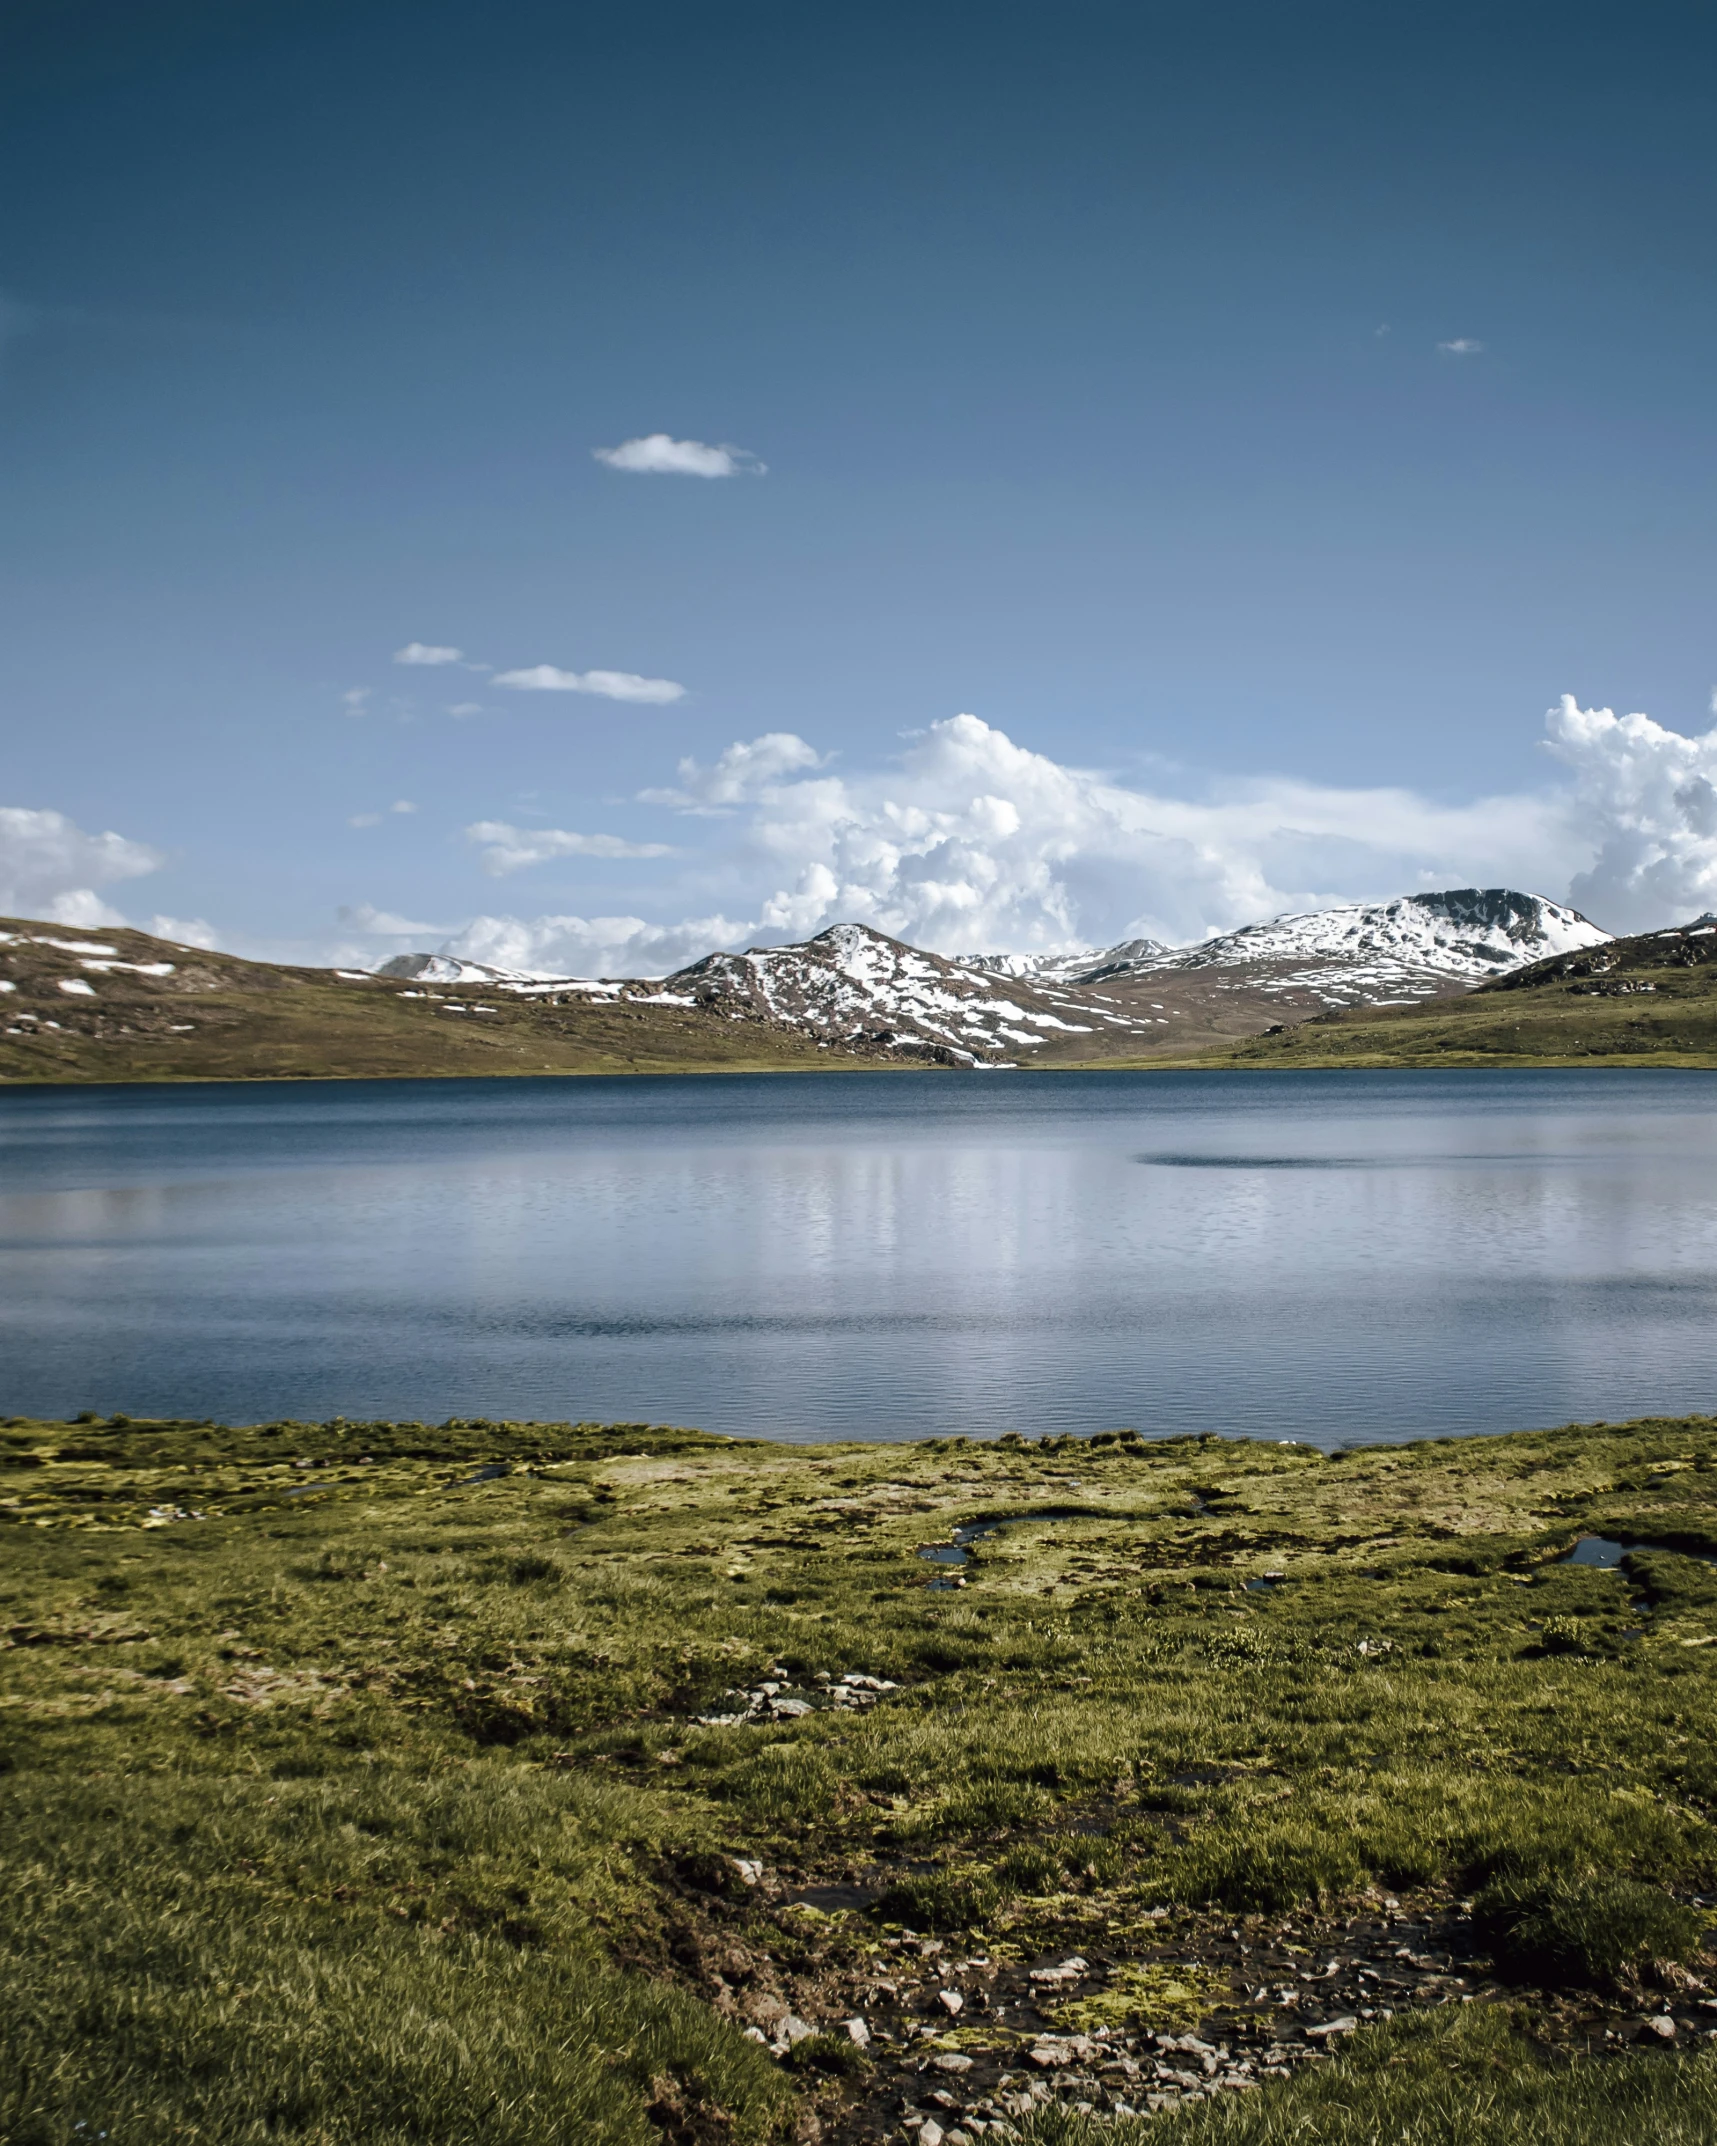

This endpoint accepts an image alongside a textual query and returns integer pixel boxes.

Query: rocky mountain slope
[661,922,1163,1062]
[382,892,1609,1067]
[0,918,885,1084]
[1192,915,1717,1069]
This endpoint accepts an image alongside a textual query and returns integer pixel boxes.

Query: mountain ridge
[0,888,1637,1082]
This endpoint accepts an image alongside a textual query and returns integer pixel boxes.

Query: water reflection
[3,1069,1717,1444]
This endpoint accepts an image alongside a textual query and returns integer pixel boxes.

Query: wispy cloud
[336,903,459,936]
[1436,338,1485,355]
[342,687,372,715]
[494,664,686,705]
[348,800,417,828]
[393,642,464,666]
[465,821,677,875]
[593,433,765,478]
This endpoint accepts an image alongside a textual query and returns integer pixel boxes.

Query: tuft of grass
[871,1870,999,1931]
[1476,1874,1709,1991]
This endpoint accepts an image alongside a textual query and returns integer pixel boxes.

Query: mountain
[661,921,1163,1062]
[1131,889,1607,988]
[0,917,887,1084]
[0,889,1626,1085]
[1190,913,1717,1069]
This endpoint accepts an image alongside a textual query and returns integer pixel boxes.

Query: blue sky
[5,0,1717,965]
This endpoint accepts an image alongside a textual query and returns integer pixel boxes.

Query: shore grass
[5,1411,1717,2141]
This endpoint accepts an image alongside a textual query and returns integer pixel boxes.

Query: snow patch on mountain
[1143,890,1606,978]
[663,921,1148,1060]
[957,937,1169,986]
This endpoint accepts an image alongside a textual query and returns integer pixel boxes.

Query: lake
[3,1068,1716,1447]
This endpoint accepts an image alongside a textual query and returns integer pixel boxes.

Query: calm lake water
[3,1069,1717,1447]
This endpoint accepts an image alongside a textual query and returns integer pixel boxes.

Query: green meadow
[4,1410,1717,2144]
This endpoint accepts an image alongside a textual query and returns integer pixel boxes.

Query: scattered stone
[1646,2016,1678,2041]
[930,2052,974,2074]
[937,1989,963,2015]
[842,2016,870,2045]
[1304,2016,1359,2040]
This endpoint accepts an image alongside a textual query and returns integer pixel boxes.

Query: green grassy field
[5,1411,1717,2144]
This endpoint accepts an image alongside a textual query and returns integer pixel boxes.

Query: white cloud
[342,687,372,715]
[336,903,461,937]
[640,733,826,811]
[621,715,1583,956]
[465,821,676,875]
[593,433,764,478]
[448,702,486,719]
[393,642,464,666]
[1545,695,1717,930]
[494,664,686,704]
[348,813,383,828]
[1437,338,1485,354]
[0,805,163,926]
[443,910,755,978]
[145,915,220,950]
[304,696,1717,977]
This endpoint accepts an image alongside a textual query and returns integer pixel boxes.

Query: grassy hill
[0,916,891,1083]
[5,1407,1717,2143]
[1161,922,1717,1071]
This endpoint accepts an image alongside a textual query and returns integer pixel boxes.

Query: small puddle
[786,1882,880,1912]
[1560,1535,1717,1569]
[456,1464,509,1486]
[916,1509,1097,1587]
[285,1482,331,1498]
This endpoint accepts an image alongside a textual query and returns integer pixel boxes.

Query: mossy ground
[5,1411,1717,2142]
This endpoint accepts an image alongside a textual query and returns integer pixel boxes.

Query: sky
[4,0,1717,970]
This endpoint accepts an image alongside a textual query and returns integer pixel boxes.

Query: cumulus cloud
[1437,338,1485,354]
[465,821,676,875]
[393,642,463,666]
[0,805,163,926]
[639,733,826,811]
[593,433,764,478]
[625,713,1583,956]
[1545,694,1717,930]
[320,696,1717,979]
[494,664,686,704]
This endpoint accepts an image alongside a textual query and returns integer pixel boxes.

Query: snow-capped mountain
[662,922,1159,1062]
[956,937,1169,985]
[369,890,1611,1061]
[963,890,1611,1008]
[1141,890,1607,981]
